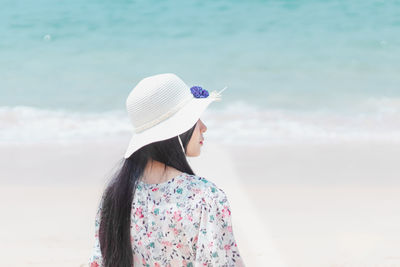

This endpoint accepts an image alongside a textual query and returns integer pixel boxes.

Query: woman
[89,73,245,266]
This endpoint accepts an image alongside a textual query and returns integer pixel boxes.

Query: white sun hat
[124,73,226,159]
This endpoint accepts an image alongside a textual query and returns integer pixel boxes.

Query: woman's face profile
[186,119,207,157]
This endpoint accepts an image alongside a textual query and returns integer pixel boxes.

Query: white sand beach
[1,140,399,267]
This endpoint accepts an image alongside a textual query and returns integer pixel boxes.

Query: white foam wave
[0,106,132,144]
[202,100,400,144]
[1,102,400,145]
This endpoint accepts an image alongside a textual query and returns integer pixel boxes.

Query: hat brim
[124,96,217,158]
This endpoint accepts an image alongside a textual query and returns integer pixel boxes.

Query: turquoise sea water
[1,0,400,144]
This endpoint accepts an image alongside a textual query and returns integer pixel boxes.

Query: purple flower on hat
[190,86,209,98]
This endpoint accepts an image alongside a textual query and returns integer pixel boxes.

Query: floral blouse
[89,173,245,267]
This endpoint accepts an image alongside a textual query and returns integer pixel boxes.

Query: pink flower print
[173,228,179,235]
[155,262,161,267]
[177,179,183,184]
[162,240,172,247]
[173,211,183,221]
[227,226,233,233]
[135,207,144,218]
[142,258,146,265]
[90,261,99,267]
[224,244,231,250]
[152,187,159,192]
[147,231,153,238]
[135,224,140,232]
[187,214,193,221]
[193,188,201,194]
[208,241,213,248]
[176,243,183,248]
[221,206,231,218]
[138,240,142,246]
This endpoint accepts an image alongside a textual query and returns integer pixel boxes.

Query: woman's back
[89,74,245,266]
[89,173,245,266]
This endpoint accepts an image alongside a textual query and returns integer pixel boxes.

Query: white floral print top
[89,173,245,267]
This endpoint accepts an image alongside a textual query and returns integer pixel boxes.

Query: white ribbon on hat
[178,135,185,154]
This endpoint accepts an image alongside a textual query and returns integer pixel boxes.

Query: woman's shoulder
[181,173,228,203]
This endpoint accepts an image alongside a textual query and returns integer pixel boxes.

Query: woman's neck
[141,160,182,184]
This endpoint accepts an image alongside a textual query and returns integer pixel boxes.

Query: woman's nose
[201,122,207,133]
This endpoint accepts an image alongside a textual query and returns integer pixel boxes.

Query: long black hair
[98,123,197,267]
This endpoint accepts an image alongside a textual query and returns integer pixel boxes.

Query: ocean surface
[1,0,399,144]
